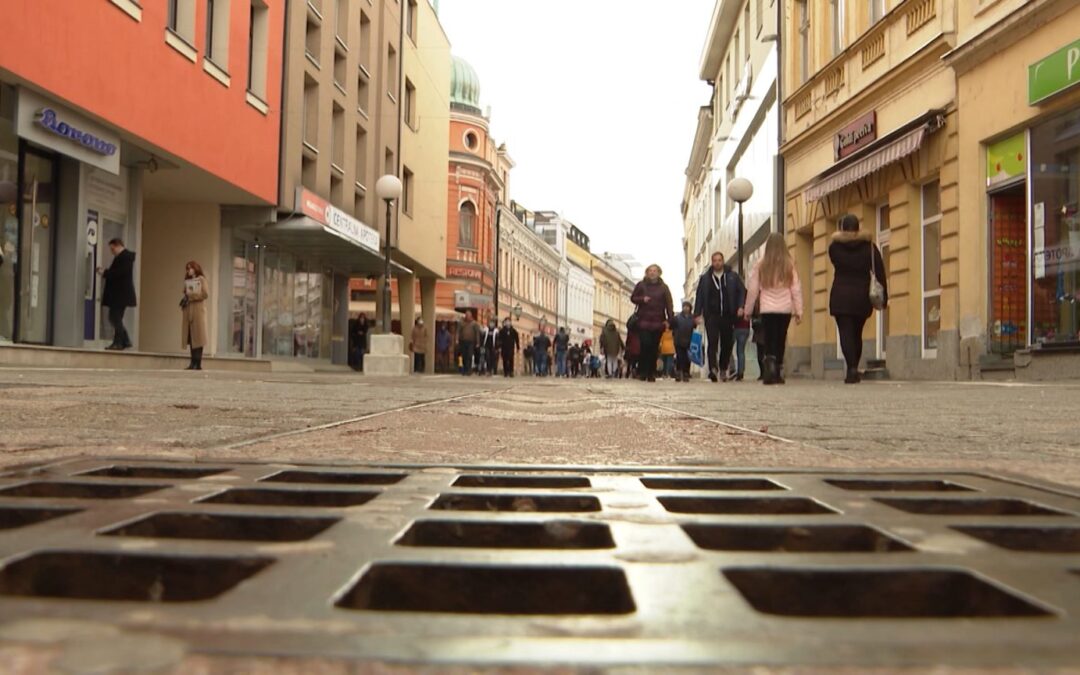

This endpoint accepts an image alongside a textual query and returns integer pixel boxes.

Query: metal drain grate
[0,459,1077,668]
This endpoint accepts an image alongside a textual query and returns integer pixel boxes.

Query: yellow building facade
[782,0,960,379]
[782,0,1080,380]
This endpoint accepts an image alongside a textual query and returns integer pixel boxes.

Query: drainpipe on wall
[774,0,785,236]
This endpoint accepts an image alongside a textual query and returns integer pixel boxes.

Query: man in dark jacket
[533,331,551,376]
[457,311,480,376]
[498,318,519,377]
[693,251,745,382]
[98,238,136,350]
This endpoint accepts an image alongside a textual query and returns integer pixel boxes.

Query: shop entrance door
[988,184,1027,355]
[16,149,57,344]
[83,213,127,347]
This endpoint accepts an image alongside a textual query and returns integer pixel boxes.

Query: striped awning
[805,123,930,202]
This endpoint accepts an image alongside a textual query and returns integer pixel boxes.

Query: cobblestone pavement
[0,368,1077,488]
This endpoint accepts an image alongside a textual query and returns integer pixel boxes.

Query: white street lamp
[728,177,754,278]
[375,175,403,334]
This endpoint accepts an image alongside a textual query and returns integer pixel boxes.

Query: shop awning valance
[805,115,941,203]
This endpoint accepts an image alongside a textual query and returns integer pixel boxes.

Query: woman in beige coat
[181,261,209,370]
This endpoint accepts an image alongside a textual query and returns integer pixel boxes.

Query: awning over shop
[265,215,412,276]
[805,112,944,203]
[348,301,461,320]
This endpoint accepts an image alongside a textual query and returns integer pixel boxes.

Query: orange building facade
[0,0,284,355]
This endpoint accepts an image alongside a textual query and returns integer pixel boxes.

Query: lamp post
[727,177,754,278]
[375,174,403,335]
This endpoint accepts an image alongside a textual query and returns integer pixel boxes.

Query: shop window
[247,0,269,100]
[921,179,942,356]
[459,202,476,249]
[1031,109,1080,347]
[229,239,258,358]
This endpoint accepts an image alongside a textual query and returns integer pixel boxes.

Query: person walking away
[659,326,676,379]
[732,311,751,381]
[693,251,746,382]
[743,233,803,385]
[672,301,696,382]
[98,238,136,351]
[180,261,209,370]
[457,311,480,376]
[554,327,570,377]
[410,318,428,374]
[435,323,452,373]
[830,214,888,384]
[630,264,675,383]
[568,343,581,378]
[523,341,535,376]
[352,314,370,371]
[625,329,641,379]
[600,319,623,379]
[533,331,551,376]
[481,318,499,376]
[499,318,519,377]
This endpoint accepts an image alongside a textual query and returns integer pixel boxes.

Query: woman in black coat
[829,214,888,384]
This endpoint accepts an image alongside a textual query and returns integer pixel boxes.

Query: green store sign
[1029,38,1080,105]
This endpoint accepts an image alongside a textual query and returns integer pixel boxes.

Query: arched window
[458,201,476,249]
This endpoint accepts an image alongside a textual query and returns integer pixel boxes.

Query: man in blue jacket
[693,251,745,382]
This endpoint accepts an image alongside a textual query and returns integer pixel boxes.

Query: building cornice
[943,0,1077,76]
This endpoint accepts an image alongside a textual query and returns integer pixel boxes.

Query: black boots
[187,348,203,371]
[845,368,861,384]
[763,357,785,385]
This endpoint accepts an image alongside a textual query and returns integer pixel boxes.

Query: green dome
[450,55,481,112]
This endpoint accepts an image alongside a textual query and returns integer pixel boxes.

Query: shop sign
[986,132,1026,188]
[15,89,121,174]
[453,290,492,309]
[295,187,380,254]
[834,111,877,160]
[1029,38,1080,106]
[447,265,483,280]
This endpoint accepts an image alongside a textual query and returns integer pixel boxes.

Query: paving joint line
[215,389,506,451]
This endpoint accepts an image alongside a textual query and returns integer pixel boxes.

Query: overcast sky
[438,0,714,293]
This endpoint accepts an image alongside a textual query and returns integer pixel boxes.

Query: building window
[387,43,398,99]
[331,102,345,169]
[756,0,764,34]
[357,69,370,116]
[404,78,416,129]
[405,0,418,42]
[402,167,414,216]
[305,11,321,66]
[459,202,476,249]
[204,0,232,69]
[355,126,368,187]
[335,0,348,41]
[464,130,478,150]
[921,179,942,357]
[797,0,810,84]
[744,4,751,60]
[870,0,886,25]
[358,10,371,71]
[247,0,269,100]
[830,0,845,56]
[303,74,319,148]
[734,30,740,70]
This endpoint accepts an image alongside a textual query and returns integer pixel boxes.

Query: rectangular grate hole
[0,482,169,500]
[260,470,406,486]
[0,506,81,531]
[952,526,1080,553]
[659,497,836,515]
[200,488,378,508]
[683,524,913,552]
[101,512,341,542]
[396,520,614,549]
[642,477,784,491]
[77,466,230,480]
[429,493,601,513]
[337,563,635,615]
[876,498,1070,517]
[0,551,273,603]
[826,478,974,492]
[452,475,591,489]
[723,568,1052,618]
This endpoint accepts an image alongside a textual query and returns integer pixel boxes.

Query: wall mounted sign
[835,111,877,160]
[15,89,121,174]
[447,265,483,281]
[1029,38,1080,106]
[295,187,380,253]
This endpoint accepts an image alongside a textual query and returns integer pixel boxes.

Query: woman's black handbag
[179,295,189,309]
[627,311,640,333]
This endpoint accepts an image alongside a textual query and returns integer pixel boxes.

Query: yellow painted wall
[139,202,221,355]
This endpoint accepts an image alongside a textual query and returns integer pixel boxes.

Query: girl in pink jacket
[743,233,803,385]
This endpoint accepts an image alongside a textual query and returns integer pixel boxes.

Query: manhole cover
[0,459,1077,668]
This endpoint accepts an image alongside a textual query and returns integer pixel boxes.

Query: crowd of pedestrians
[348,214,887,384]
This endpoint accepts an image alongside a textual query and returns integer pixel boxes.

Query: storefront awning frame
[254,215,413,276]
[805,110,946,203]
